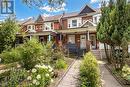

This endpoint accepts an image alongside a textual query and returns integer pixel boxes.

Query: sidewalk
[98,60,122,87]
[57,60,81,87]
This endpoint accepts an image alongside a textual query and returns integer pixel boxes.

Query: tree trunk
[104,43,110,63]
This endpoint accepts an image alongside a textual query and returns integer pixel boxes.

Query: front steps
[91,50,101,60]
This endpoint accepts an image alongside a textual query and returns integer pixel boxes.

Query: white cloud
[91,0,98,3]
[42,13,52,17]
[39,3,66,12]
[19,16,33,21]
[91,0,109,3]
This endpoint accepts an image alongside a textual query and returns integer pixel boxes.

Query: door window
[68,35,75,44]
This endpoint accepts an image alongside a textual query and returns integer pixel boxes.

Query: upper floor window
[27,25,35,30]
[94,17,97,24]
[72,20,77,27]
[28,25,31,29]
[51,23,53,29]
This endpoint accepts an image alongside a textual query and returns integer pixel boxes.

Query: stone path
[98,60,122,87]
[57,60,81,87]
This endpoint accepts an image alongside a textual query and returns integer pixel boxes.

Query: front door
[80,35,86,49]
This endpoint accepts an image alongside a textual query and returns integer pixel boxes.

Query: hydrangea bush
[27,64,54,87]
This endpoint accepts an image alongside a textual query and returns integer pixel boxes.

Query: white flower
[27,76,32,80]
[51,79,54,83]
[27,70,30,73]
[32,68,37,73]
[51,72,54,75]
[47,65,51,69]
[0,58,2,63]
[35,65,39,68]
[36,74,41,80]
[45,73,49,77]
[32,79,37,84]
[36,81,40,85]
[49,68,53,72]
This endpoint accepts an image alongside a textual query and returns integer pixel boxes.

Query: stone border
[54,59,77,87]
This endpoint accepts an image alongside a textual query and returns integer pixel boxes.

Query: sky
[0,0,103,21]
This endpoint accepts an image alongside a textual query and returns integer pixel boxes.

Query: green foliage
[41,42,54,64]
[80,52,100,87]
[0,17,19,53]
[19,38,44,70]
[122,64,130,81]
[1,68,28,87]
[26,64,54,87]
[55,59,67,70]
[0,48,21,64]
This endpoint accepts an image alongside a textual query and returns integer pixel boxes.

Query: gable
[35,15,44,23]
[81,20,96,28]
[79,5,95,15]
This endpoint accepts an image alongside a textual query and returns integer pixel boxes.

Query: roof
[62,12,79,18]
[22,18,35,25]
[41,15,62,22]
[79,4,95,15]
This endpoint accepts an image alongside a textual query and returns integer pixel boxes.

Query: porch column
[87,31,91,51]
[59,33,62,47]
[30,35,32,40]
[87,31,90,41]
[48,34,51,41]
[60,33,62,41]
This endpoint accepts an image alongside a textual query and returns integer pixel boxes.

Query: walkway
[57,60,81,87]
[98,60,122,87]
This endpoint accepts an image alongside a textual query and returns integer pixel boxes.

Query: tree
[110,0,128,69]
[97,1,113,63]
[0,17,19,53]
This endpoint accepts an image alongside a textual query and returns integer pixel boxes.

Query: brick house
[17,4,101,51]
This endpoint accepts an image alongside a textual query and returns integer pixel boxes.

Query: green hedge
[80,52,100,87]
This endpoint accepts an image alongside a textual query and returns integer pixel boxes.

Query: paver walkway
[57,60,81,87]
[98,60,122,87]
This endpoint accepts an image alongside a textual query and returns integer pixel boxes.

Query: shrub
[26,64,54,87]
[80,52,100,87]
[55,59,67,70]
[19,38,44,70]
[122,64,130,81]
[0,48,21,64]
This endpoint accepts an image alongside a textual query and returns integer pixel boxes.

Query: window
[94,17,97,24]
[68,35,75,44]
[28,25,31,29]
[72,20,77,27]
[51,23,53,29]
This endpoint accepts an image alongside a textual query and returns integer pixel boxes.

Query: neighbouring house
[16,4,102,52]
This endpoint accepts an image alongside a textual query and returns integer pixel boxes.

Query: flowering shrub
[27,64,54,87]
[122,64,130,81]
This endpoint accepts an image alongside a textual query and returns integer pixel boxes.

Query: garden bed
[105,64,130,87]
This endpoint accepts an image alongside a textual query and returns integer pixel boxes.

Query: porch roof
[56,26,96,34]
[17,31,55,36]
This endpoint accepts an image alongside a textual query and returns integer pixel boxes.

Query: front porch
[16,27,99,54]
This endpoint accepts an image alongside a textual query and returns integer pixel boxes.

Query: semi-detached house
[17,4,101,52]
